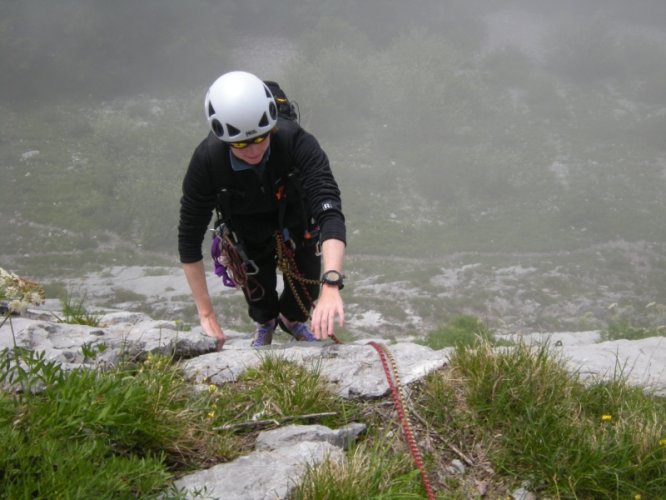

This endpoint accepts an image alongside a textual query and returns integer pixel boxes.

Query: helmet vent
[264,85,272,98]
[207,101,215,118]
[211,119,223,138]
[269,102,277,120]
[258,112,269,127]
[227,124,241,137]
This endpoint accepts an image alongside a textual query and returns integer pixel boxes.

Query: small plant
[80,341,108,362]
[208,354,355,432]
[603,302,666,341]
[59,294,101,326]
[292,441,424,499]
[1,267,48,393]
[423,315,494,350]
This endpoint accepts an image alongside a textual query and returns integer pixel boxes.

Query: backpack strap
[267,131,318,247]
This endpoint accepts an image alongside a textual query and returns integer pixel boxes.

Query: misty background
[2,0,665,337]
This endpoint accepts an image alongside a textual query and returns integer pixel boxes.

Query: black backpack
[264,80,299,122]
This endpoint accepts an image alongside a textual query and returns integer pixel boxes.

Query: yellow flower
[659,439,666,446]
[634,494,641,500]
[208,384,218,393]
[207,411,215,419]
[601,414,612,422]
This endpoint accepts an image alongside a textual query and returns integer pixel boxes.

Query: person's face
[229,133,271,165]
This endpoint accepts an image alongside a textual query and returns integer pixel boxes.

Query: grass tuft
[412,340,666,498]
[292,440,424,499]
[58,294,101,326]
[0,349,229,497]
[422,315,494,350]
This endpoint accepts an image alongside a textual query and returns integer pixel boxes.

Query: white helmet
[204,71,277,142]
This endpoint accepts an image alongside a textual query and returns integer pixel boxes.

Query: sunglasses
[229,132,270,149]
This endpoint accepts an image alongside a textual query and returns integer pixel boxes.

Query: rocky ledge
[1,309,664,498]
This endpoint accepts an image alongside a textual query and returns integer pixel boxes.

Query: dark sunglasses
[229,132,270,149]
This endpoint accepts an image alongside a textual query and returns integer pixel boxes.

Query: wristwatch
[321,270,345,290]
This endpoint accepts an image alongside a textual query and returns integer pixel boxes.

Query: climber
[178,71,346,350]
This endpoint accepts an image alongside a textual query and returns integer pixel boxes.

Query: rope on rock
[367,341,436,500]
[259,232,435,497]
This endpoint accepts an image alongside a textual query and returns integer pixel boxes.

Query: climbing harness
[211,228,319,308]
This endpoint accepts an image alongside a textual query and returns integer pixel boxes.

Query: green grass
[413,340,666,498]
[293,440,425,499]
[208,353,356,430]
[603,322,666,342]
[422,315,494,349]
[0,340,359,498]
[602,302,666,341]
[0,348,226,498]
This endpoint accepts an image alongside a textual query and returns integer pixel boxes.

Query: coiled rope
[217,232,264,302]
[275,232,320,316]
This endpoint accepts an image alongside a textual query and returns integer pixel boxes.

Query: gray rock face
[172,439,344,500]
[0,312,214,371]
[561,337,666,396]
[172,423,367,499]
[254,423,367,452]
[501,331,666,397]
[181,336,449,399]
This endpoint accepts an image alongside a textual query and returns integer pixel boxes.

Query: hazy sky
[2,0,665,103]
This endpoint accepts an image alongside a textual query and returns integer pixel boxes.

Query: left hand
[311,284,344,340]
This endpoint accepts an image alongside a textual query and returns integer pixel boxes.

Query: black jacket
[178,119,346,263]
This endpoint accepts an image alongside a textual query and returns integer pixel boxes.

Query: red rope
[367,341,436,500]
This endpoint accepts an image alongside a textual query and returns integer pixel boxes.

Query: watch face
[324,271,342,281]
[322,271,344,288]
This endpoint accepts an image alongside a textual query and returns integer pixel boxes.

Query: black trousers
[242,239,321,324]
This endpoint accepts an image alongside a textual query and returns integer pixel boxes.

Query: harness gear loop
[212,225,265,303]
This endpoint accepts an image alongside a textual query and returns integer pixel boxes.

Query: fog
[2,0,665,334]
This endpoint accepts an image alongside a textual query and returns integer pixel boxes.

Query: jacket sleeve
[178,138,218,263]
[290,126,346,245]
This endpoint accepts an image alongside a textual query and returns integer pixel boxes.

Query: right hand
[200,312,225,351]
